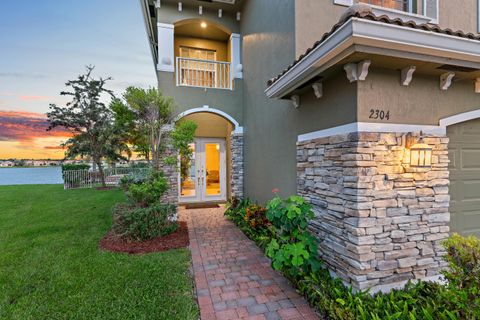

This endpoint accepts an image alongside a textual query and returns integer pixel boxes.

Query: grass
[0,185,198,320]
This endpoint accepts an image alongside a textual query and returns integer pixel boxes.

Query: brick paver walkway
[180,206,318,320]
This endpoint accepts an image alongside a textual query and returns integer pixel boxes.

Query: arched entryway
[175,107,243,204]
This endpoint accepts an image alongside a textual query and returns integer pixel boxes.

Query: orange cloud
[0,111,72,159]
[0,110,71,145]
[19,95,52,101]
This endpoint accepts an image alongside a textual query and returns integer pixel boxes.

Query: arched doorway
[176,108,243,204]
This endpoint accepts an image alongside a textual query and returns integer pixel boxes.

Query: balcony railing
[176,57,232,90]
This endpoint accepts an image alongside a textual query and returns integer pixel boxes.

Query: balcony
[176,57,232,90]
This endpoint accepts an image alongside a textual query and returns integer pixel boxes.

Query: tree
[47,66,127,187]
[111,98,151,162]
[114,87,196,171]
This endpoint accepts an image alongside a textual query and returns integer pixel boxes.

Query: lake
[0,167,63,185]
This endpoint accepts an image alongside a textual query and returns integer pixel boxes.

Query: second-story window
[359,0,408,11]
[180,47,216,61]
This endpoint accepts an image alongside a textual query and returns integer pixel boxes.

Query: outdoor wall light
[201,22,207,28]
[408,134,432,167]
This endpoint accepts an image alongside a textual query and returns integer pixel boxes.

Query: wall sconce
[408,134,432,167]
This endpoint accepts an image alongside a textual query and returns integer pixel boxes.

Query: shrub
[265,195,320,276]
[119,169,150,190]
[61,163,90,172]
[113,203,177,241]
[126,171,168,207]
[227,194,480,319]
[442,233,480,318]
[244,204,269,229]
[225,198,274,248]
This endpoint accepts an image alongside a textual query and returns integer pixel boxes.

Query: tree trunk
[96,159,106,187]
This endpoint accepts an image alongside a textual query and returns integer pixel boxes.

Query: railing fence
[176,57,232,90]
[63,168,150,190]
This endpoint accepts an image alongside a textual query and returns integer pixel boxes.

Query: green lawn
[0,185,198,320]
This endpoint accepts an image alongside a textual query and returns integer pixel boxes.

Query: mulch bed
[99,221,189,254]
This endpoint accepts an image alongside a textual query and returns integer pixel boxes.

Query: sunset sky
[0,0,156,159]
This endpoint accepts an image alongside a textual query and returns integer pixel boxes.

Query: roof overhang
[265,17,480,99]
[140,0,158,68]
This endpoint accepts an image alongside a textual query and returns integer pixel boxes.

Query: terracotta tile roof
[267,4,480,87]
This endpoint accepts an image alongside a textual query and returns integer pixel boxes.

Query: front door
[179,138,227,203]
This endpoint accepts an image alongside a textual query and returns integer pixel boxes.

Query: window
[179,47,216,61]
[359,0,409,11]
[423,0,438,23]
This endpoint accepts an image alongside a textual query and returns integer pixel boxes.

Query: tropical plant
[112,87,196,170]
[47,66,128,186]
[227,193,480,319]
[265,195,320,276]
[442,233,480,319]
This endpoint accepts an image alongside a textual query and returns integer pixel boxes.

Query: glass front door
[179,138,226,203]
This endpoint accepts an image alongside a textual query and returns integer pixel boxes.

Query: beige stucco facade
[357,67,480,126]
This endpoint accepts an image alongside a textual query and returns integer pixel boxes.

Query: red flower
[272,188,279,194]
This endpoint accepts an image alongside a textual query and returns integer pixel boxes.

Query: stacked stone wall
[231,132,244,199]
[297,132,450,292]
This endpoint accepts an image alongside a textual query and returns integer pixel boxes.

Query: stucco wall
[157,71,244,124]
[357,68,480,125]
[438,0,478,34]
[241,0,357,203]
[295,0,347,58]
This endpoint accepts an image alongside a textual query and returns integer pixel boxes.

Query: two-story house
[141,0,480,293]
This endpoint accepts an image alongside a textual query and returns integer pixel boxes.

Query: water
[0,167,63,185]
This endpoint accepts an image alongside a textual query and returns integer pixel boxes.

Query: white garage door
[448,118,480,237]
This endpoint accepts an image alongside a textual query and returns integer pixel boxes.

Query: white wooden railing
[176,57,232,90]
[63,168,150,190]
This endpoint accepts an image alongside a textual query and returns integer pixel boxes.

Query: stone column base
[230,132,244,199]
[297,131,450,292]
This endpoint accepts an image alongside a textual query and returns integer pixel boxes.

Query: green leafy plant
[442,233,480,319]
[61,163,90,172]
[265,195,320,276]
[112,203,177,241]
[119,168,151,190]
[226,193,480,320]
[126,171,168,207]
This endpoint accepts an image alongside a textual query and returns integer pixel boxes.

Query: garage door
[448,118,480,237]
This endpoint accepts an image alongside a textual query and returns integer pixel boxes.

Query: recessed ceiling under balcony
[175,20,231,41]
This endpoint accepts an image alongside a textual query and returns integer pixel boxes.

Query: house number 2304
[369,109,390,120]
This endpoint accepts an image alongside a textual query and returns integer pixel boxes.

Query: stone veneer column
[297,132,450,293]
[230,132,244,199]
[159,127,178,205]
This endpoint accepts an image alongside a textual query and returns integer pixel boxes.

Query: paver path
[180,206,318,320]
